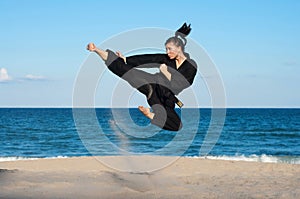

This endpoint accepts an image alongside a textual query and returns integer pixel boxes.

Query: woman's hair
[165,23,192,52]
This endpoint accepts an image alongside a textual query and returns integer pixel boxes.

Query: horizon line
[0,106,300,109]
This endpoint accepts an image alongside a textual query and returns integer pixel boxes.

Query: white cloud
[0,68,47,83]
[25,74,46,81]
[0,68,12,82]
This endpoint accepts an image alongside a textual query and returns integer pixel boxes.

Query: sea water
[0,108,299,164]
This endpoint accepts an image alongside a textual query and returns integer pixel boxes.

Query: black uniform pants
[105,49,182,131]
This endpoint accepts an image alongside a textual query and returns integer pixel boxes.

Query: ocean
[0,108,300,164]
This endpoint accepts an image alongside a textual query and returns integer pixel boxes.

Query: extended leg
[105,49,155,98]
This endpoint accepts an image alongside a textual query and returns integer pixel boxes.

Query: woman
[87,23,197,131]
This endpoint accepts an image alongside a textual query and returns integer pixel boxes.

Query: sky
[0,0,299,108]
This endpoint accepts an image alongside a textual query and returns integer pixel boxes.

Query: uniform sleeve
[126,54,169,68]
[169,60,197,95]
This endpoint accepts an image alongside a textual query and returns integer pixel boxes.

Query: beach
[1,156,299,199]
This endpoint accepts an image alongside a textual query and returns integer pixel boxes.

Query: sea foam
[0,156,68,162]
[190,154,300,164]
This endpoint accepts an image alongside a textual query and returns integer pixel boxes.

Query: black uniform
[105,49,197,131]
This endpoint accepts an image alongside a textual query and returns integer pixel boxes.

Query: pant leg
[163,107,182,131]
[148,85,182,131]
[151,106,182,131]
[105,49,133,77]
[105,49,154,98]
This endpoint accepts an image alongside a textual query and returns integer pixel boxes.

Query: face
[165,42,181,59]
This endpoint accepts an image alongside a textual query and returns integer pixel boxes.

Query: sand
[0,156,300,199]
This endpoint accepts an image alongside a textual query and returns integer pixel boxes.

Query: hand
[86,42,97,52]
[159,63,168,73]
[116,51,126,63]
[160,64,171,81]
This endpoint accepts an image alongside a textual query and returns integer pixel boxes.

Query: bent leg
[151,106,182,131]
[147,86,182,131]
[164,108,182,131]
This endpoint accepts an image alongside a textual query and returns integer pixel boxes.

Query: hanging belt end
[176,100,184,108]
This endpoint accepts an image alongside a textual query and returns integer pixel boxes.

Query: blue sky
[0,0,299,107]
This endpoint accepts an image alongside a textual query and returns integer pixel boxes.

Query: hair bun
[175,23,191,38]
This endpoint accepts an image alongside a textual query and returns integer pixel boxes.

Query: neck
[175,52,186,69]
[176,52,186,63]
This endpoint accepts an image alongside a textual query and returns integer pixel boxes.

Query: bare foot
[86,42,108,61]
[138,106,154,120]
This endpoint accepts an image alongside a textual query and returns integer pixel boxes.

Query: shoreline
[1,156,299,198]
[1,154,299,165]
